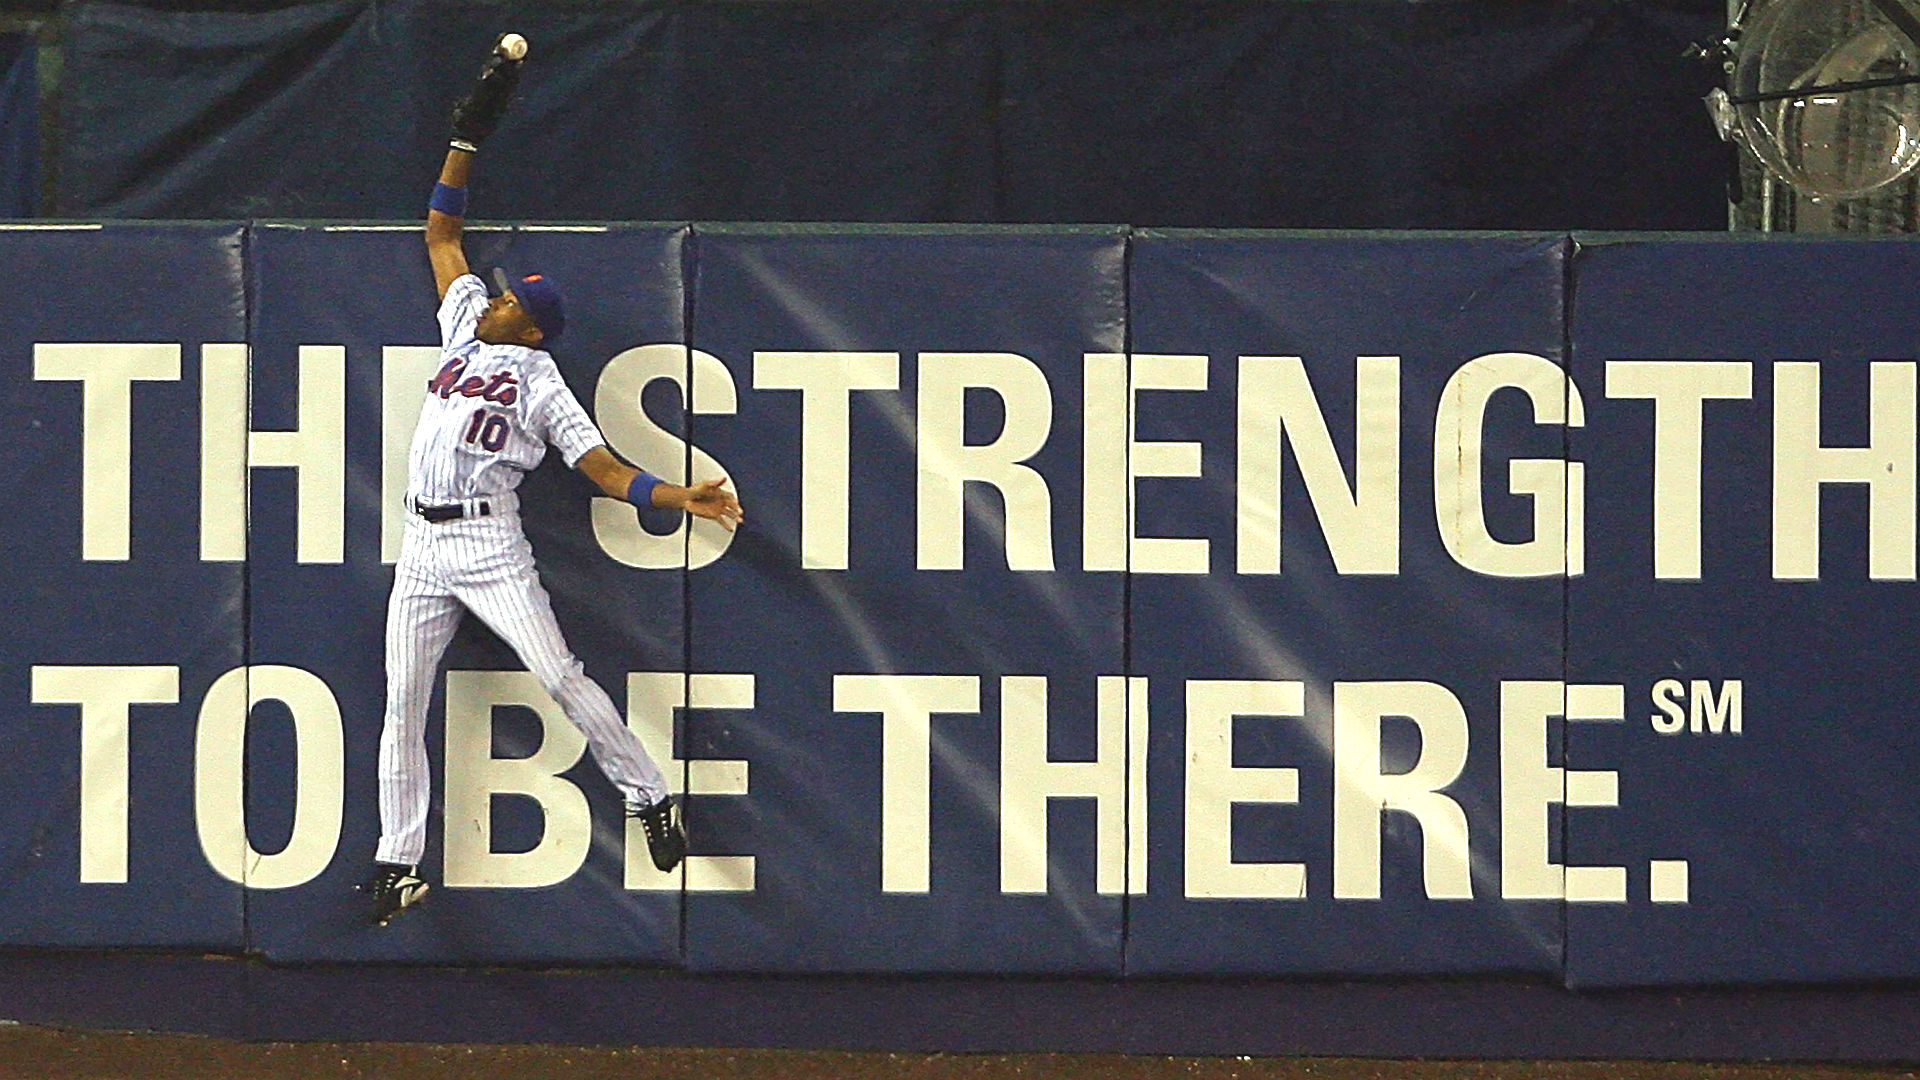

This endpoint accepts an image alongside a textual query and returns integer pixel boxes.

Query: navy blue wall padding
[1564,234,1920,987]
[56,1,1727,231]
[682,225,1130,972]
[8,222,1920,998]
[0,33,34,217]
[0,223,247,948]
[1123,232,1570,975]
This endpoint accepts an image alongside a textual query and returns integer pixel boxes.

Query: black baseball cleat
[361,862,429,926]
[629,795,687,872]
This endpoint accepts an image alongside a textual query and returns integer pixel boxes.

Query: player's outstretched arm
[426,149,474,302]
[426,34,527,302]
[576,446,745,533]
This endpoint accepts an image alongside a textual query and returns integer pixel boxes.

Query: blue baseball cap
[491,267,566,344]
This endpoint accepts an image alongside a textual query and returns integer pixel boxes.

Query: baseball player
[364,35,744,926]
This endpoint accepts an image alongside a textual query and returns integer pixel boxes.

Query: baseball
[499,33,527,60]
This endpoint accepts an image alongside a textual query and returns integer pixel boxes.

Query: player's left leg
[452,524,685,870]
[365,549,463,924]
[376,568,465,868]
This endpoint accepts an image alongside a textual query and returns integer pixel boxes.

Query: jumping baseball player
[364,35,744,926]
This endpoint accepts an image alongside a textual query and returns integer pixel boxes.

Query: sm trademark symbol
[1649,679,1743,736]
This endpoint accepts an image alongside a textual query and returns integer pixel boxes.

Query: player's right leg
[368,561,463,923]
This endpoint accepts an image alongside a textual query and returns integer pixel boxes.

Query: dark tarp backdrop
[53,0,1727,230]
[1,31,35,217]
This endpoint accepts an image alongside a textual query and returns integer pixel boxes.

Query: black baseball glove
[450,35,525,152]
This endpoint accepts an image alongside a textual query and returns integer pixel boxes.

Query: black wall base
[1,952,1917,1062]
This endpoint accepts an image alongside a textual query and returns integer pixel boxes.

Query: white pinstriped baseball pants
[374,498,668,867]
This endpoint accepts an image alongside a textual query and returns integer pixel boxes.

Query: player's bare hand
[673,477,744,532]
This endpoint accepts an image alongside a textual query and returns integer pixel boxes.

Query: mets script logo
[426,357,520,405]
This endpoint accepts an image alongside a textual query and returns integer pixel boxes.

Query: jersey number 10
[464,408,509,452]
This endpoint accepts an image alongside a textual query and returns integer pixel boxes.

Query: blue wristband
[429,182,468,217]
[626,470,663,509]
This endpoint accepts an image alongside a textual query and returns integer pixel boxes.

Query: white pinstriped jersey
[406,273,603,505]
[377,275,669,868]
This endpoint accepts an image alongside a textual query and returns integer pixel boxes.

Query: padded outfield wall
[4,224,1920,997]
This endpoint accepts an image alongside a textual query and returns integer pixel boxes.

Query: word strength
[31,344,1917,580]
